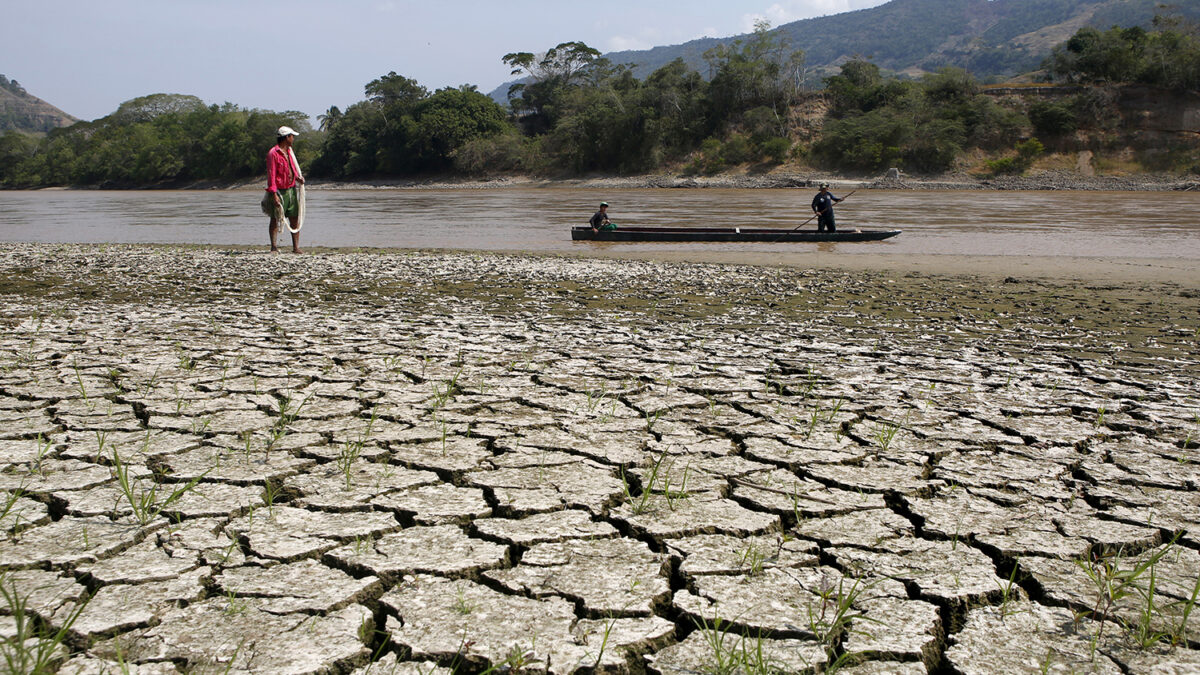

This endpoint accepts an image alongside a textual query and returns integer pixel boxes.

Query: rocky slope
[0,75,78,133]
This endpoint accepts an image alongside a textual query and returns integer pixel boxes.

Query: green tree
[318,106,342,131]
[0,131,37,184]
[365,72,428,106]
[640,59,709,157]
[503,41,603,132]
[110,93,206,124]
[703,21,805,132]
[1045,19,1200,88]
[411,86,511,170]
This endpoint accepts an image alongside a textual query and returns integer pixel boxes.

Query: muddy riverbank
[1,243,1198,673]
[194,167,1199,193]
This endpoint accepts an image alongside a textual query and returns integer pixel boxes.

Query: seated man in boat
[811,183,842,232]
[590,202,617,231]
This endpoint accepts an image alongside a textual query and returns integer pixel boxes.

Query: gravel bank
[219,169,1200,193]
[1,243,1198,673]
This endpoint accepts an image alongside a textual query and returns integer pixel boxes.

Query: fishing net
[286,148,304,234]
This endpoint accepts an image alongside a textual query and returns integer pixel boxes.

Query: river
[0,187,1197,259]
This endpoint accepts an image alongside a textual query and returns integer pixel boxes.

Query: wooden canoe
[571,226,901,243]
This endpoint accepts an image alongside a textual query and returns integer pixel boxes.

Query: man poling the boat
[812,182,846,233]
[768,186,857,243]
[261,125,306,254]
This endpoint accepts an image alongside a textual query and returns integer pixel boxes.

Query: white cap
[277,126,300,137]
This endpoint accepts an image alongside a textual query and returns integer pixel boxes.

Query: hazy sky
[4,0,888,122]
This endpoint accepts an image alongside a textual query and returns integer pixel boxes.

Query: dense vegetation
[1045,16,1200,89]
[0,94,311,186]
[1,16,1197,188]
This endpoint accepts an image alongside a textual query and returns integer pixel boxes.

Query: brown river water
[1,187,1197,259]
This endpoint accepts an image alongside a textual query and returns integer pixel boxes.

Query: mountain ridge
[489,0,1200,101]
[0,74,78,134]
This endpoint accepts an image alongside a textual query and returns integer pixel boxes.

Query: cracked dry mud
[0,243,1198,674]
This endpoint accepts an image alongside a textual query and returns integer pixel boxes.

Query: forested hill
[491,0,1200,101]
[0,75,78,133]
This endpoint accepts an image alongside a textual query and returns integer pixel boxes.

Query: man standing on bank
[811,182,842,233]
[262,126,305,253]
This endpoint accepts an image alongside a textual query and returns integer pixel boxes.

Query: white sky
[3,0,888,122]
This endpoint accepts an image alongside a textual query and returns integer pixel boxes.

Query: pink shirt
[265,145,301,193]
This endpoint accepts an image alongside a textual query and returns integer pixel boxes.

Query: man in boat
[261,126,305,254]
[589,202,617,232]
[811,182,843,232]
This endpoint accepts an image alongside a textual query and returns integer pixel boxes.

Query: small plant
[997,558,1025,618]
[177,349,196,371]
[190,417,212,435]
[479,643,536,674]
[692,614,780,675]
[71,356,91,408]
[262,480,283,515]
[873,420,903,453]
[336,440,364,490]
[764,364,781,395]
[29,434,53,476]
[112,448,207,525]
[266,393,310,454]
[438,418,450,455]
[586,384,609,414]
[825,397,845,423]
[1074,542,1176,649]
[0,489,28,535]
[0,575,90,674]
[805,574,880,668]
[737,543,766,576]
[692,614,745,675]
[644,408,663,433]
[622,452,668,516]
[1165,572,1200,647]
[224,588,248,615]
[1129,561,1171,649]
[352,534,375,555]
[452,584,475,615]
[661,460,692,511]
[590,617,615,669]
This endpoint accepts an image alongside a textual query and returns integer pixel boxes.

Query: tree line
[1,18,1196,188]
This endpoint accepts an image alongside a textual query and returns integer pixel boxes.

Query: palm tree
[317,106,342,131]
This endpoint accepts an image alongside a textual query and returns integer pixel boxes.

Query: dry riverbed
[1,243,1199,674]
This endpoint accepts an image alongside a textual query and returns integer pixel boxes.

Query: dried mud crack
[0,243,1198,674]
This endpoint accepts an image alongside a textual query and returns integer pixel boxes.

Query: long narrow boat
[571,226,901,243]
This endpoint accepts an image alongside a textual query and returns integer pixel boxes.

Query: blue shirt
[812,191,839,214]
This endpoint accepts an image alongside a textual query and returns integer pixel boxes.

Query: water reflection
[0,187,1197,259]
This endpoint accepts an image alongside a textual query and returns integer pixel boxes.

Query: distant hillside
[0,74,78,134]
[490,0,1200,101]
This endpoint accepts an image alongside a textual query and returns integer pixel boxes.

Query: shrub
[722,134,753,165]
[1029,100,1078,137]
[451,132,527,174]
[758,137,792,164]
[984,156,1023,175]
[984,137,1045,176]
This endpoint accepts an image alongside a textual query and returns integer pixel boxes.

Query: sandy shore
[1,243,1198,673]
